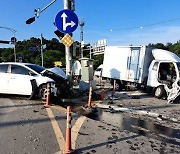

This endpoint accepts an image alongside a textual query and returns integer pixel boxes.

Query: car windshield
[25,64,45,73]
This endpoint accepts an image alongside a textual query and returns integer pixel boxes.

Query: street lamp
[0,26,17,62]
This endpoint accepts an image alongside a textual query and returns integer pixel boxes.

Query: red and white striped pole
[113,79,116,95]
[111,79,116,101]
[63,106,74,154]
[44,83,51,107]
[87,85,92,107]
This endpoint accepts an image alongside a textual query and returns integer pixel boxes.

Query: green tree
[93,54,104,69]
[1,48,14,62]
[148,43,168,50]
[43,50,65,68]
[170,41,180,55]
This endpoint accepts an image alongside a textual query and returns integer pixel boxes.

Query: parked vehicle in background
[94,64,103,78]
[102,46,180,103]
[0,62,70,100]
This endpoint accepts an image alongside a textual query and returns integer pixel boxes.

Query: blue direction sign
[55,9,78,34]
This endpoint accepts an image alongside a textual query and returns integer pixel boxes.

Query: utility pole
[64,0,73,76]
[0,27,17,62]
[79,19,85,58]
[13,33,16,62]
[40,33,44,67]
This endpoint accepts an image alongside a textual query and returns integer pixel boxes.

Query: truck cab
[147,49,180,102]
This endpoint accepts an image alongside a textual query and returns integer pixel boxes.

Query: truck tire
[154,86,166,99]
[110,79,123,91]
[115,82,120,91]
[115,80,123,91]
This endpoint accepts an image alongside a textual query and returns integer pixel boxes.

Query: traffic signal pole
[40,33,44,67]
[0,27,17,62]
[26,0,74,76]
[64,0,72,76]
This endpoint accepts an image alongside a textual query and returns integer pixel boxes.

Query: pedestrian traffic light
[26,17,35,24]
[54,30,64,39]
[0,40,10,44]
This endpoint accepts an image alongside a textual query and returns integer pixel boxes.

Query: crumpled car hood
[41,67,67,80]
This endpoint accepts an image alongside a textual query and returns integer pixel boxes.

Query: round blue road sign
[55,9,79,34]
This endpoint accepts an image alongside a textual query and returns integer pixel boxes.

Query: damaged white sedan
[0,62,70,100]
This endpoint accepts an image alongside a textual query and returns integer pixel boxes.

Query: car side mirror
[29,71,36,76]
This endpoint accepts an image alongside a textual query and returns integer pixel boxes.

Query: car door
[0,64,9,93]
[7,64,33,95]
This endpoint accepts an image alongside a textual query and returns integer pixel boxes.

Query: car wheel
[154,86,166,99]
[38,84,48,100]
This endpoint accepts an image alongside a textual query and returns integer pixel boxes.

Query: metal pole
[79,19,84,58]
[40,33,44,67]
[40,0,57,13]
[0,27,17,62]
[90,45,91,59]
[13,31,17,62]
[80,24,83,58]
[14,42,16,62]
[64,0,72,76]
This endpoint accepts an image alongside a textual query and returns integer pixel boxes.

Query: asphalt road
[0,90,180,154]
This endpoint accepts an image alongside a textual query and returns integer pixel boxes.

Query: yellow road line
[51,105,67,112]
[45,104,88,151]
[71,116,87,149]
[45,107,65,151]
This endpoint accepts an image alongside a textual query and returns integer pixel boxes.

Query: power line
[86,17,180,31]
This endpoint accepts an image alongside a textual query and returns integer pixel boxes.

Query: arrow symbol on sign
[61,12,76,31]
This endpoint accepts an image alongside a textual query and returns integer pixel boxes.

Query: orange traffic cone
[101,86,105,100]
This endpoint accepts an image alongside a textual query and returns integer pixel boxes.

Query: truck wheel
[110,80,122,91]
[154,86,166,99]
[115,81,122,91]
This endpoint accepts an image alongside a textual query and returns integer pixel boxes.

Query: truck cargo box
[102,46,153,84]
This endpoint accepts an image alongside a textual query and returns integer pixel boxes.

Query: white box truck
[102,46,180,103]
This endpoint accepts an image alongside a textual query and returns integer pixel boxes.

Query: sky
[0,0,180,48]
